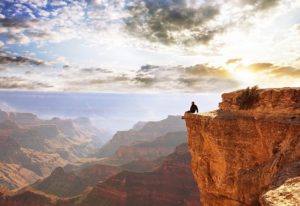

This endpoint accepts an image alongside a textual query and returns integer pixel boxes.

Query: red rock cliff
[184,87,300,206]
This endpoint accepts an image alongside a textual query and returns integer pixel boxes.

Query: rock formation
[96,115,186,157]
[32,164,122,197]
[260,176,300,206]
[0,110,106,190]
[184,87,300,206]
[111,131,187,164]
[81,144,200,206]
[0,144,200,206]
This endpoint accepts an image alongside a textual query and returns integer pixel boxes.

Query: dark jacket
[190,104,198,113]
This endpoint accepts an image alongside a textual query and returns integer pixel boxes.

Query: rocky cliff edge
[184,87,300,206]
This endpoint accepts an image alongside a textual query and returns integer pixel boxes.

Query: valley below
[0,110,199,206]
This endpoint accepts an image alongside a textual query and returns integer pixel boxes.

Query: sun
[232,70,256,85]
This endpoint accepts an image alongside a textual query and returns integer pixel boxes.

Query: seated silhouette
[187,101,198,113]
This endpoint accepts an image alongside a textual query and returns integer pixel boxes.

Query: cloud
[226,58,242,65]
[270,66,300,77]
[247,63,274,72]
[246,63,300,78]
[240,63,300,82]
[80,67,112,74]
[0,76,51,90]
[0,51,45,66]
[63,64,239,92]
[0,18,37,29]
[0,0,287,50]
[50,0,68,7]
[124,0,222,46]
[241,0,280,10]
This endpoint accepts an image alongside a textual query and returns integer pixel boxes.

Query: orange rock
[184,87,300,206]
[260,177,300,206]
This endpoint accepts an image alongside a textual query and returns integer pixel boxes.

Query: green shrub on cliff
[237,86,260,110]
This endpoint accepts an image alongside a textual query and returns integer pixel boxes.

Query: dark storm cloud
[0,51,45,66]
[124,0,222,46]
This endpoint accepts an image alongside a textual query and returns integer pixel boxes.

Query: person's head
[191,101,195,105]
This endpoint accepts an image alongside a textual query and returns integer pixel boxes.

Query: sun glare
[232,70,256,85]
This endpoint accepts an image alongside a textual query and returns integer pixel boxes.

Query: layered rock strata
[184,88,300,206]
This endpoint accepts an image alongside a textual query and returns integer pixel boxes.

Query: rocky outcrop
[8,112,38,125]
[0,163,41,189]
[184,87,300,206]
[0,189,58,206]
[219,87,300,116]
[0,110,106,190]
[260,177,300,206]
[0,144,199,206]
[82,144,200,206]
[111,131,187,164]
[120,159,161,172]
[32,164,122,197]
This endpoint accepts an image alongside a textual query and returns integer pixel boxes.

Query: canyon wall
[82,144,200,206]
[184,87,300,206]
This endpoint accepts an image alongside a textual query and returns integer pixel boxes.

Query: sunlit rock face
[184,88,300,206]
[260,177,300,206]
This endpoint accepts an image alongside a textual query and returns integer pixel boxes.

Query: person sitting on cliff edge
[187,101,198,113]
[182,101,198,119]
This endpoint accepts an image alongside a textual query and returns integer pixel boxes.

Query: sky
[0,0,299,93]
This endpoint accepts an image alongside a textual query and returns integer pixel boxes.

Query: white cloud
[50,0,67,7]
[0,0,299,93]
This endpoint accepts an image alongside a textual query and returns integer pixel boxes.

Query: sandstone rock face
[184,87,300,206]
[260,177,300,206]
[219,87,300,116]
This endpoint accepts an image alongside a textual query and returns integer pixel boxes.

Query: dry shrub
[237,86,260,110]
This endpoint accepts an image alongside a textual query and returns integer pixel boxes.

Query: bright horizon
[0,91,221,132]
[0,0,299,93]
